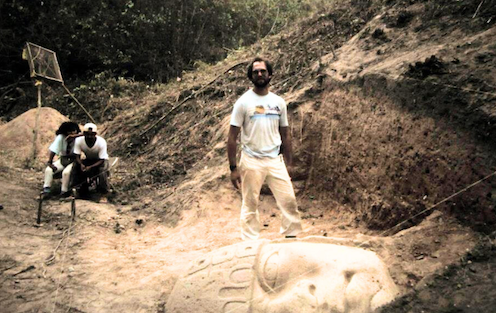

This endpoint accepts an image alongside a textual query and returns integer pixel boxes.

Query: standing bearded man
[227,57,303,240]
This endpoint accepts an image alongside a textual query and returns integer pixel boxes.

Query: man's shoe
[41,187,51,199]
[60,191,72,198]
[97,196,108,203]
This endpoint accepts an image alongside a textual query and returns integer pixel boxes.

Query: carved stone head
[166,237,399,313]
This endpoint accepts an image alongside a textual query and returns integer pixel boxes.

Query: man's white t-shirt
[73,136,109,160]
[230,89,288,158]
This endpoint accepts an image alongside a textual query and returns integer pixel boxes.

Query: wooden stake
[31,80,43,165]
[37,192,43,224]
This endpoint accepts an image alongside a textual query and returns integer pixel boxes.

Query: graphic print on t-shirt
[255,105,265,114]
[252,104,281,120]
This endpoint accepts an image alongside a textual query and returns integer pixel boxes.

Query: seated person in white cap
[43,121,81,197]
[71,123,110,197]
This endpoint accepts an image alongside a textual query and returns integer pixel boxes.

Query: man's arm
[47,135,63,171]
[280,126,293,166]
[227,125,241,189]
[73,138,85,170]
[65,133,83,141]
[84,159,104,172]
[74,154,86,172]
[46,151,57,171]
[76,154,104,172]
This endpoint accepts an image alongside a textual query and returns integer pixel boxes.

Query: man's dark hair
[56,122,80,136]
[247,57,273,79]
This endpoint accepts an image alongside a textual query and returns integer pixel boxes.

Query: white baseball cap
[83,123,97,133]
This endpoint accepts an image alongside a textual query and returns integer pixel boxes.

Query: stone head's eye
[262,251,279,292]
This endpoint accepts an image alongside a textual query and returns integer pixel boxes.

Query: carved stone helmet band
[166,240,269,313]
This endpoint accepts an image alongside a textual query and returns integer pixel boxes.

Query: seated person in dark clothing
[71,123,110,199]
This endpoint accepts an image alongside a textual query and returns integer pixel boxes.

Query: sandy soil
[2,1,496,312]
[0,146,483,312]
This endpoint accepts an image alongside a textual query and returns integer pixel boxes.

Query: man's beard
[252,77,271,88]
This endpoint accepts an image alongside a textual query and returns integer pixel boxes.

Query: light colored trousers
[43,160,73,192]
[239,152,302,240]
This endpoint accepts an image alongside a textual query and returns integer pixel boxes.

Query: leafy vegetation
[0,0,328,86]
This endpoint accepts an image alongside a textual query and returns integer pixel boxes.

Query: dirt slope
[1,0,496,312]
[0,107,69,168]
[99,0,496,233]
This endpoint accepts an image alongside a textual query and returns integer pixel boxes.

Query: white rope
[473,0,485,19]
[49,213,75,312]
